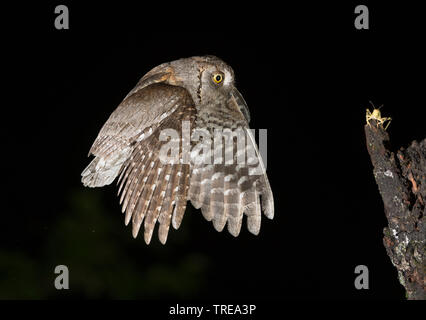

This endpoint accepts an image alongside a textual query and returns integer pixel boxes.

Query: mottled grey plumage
[82,56,274,244]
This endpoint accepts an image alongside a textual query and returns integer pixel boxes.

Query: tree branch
[365,120,425,300]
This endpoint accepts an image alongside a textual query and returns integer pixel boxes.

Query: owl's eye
[212,73,224,84]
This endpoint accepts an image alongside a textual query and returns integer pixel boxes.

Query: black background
[1,1,425,304]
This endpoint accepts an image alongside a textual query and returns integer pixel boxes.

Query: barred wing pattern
[117,94,196,244]
[188,128,274,237]
[82,83,188,188]
[82,83,196,244]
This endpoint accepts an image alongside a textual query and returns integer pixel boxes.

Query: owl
[81,56,274,244]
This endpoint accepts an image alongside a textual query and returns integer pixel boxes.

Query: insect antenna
[369,100,384,110]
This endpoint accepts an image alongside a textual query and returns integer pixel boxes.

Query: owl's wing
[82,82,189,187]
[115,84,197,244]
[82,83,197,244]
[188,103,274,237]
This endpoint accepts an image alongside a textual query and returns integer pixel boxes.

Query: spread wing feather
[82,82,183,188]
[83,83,196,244]
[117,89,196,243]
[189,127,274,237]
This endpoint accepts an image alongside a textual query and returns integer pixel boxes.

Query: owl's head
[192,55,235,99]
[134,55,250,122]
[163,55,233,102]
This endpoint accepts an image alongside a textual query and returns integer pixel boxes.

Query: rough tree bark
[365,120,425,300]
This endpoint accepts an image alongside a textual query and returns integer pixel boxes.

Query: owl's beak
[231,87,251,123]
